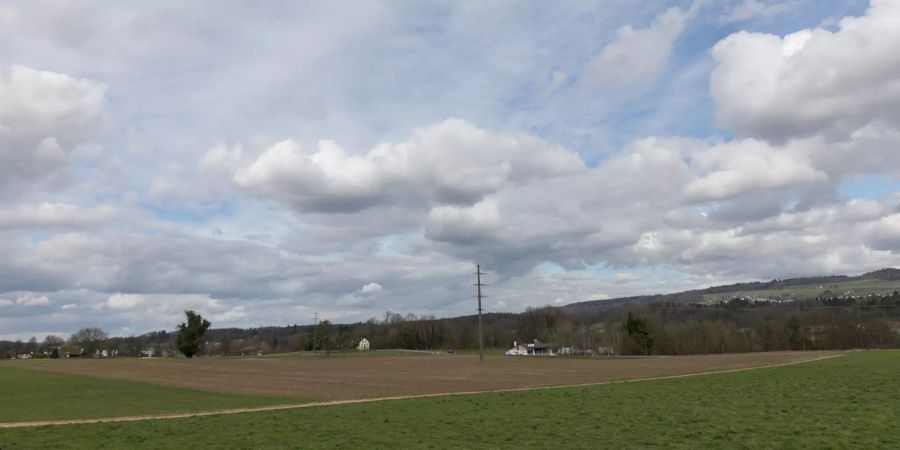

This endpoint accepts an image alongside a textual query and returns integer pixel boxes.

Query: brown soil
[16,351,846,401]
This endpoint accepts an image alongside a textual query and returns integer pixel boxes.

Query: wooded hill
[563,268,900,319]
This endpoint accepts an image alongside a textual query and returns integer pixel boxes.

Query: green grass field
[0,365,298,423]
[1,351,897,449]
[702,278,900,302]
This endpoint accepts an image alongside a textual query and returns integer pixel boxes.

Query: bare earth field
[14,351,845,401]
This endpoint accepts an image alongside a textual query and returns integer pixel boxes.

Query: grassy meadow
[0,364,298,423]
[1,351,897,449]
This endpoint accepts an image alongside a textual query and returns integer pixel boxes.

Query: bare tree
[70,327,109,357]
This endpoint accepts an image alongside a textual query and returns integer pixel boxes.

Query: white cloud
[684,139,827,201]
[61,303,77,310]
[16,292,50,306]
[106,293,143,310]
[360,282,383,294]
[583,5,693,93]
[711,0,900,141]
[0,65,105,194]
[223,119,584,213]
[425,199,502,245]
[213,306,247,322]
[0,298,12,307]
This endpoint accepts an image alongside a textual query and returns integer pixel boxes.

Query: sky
[3,0,900,340]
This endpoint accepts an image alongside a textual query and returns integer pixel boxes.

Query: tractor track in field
[0,352,848,429]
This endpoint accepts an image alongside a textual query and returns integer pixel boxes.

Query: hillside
[562,268,900,316]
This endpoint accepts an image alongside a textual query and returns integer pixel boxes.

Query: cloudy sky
[4,0,900,339]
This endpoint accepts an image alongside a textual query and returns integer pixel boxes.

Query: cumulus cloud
[863,213,900,253]
[0,65,105,194]
[711,0,900,141]
[684,139,827,202]
[219,119,585,213]
[360,282,383,295]
[106,293,143,310]
[425,200,502,245]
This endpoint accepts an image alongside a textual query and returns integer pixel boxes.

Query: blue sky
[840,176,900,200]
[1,0,899,339]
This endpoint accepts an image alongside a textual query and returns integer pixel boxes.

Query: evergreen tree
[624,312,654,356]
[176,310,211,358]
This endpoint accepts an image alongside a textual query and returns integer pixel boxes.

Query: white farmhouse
[357,338,370,351]
[506,340,556,356]
[505,341,528,356]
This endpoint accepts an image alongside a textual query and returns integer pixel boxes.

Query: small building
[527,341,555,356]
[357,338,370,351]
[505,341,528,356]
[505,340,555,356]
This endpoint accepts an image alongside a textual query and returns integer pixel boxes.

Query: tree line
[4,295,899,358]
[2,310,211,359]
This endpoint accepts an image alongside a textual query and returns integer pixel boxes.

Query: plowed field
[17,351,844,400]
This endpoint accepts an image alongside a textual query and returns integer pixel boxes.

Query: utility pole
[312,312,319,354]
[475,264,486,363]
[615,331,620,356]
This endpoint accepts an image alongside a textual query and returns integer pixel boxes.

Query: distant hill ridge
[562,268,900,314]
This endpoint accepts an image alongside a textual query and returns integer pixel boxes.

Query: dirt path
[0,352,846,429]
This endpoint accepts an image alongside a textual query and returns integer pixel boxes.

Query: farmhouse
[505,340,556,356]
[357,338,370,351]
[505,341,528,355]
